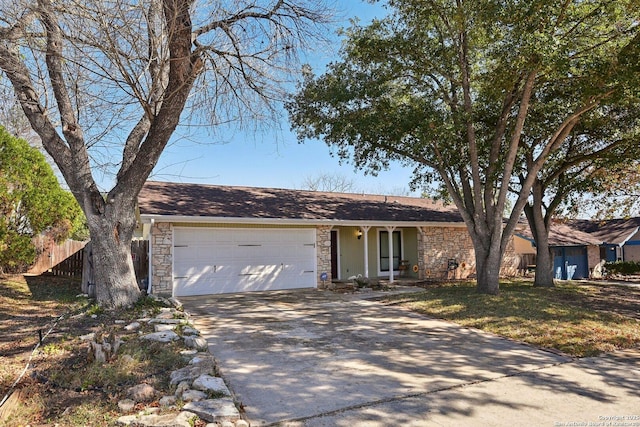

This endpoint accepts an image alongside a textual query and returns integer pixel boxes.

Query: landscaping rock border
[105,297,246,427]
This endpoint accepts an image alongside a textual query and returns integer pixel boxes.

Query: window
[379,230,401,272]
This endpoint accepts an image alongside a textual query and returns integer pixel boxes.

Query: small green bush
[605,261,640,275]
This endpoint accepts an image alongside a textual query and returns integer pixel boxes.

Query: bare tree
[0,0,332,308]
[301,172,359,193]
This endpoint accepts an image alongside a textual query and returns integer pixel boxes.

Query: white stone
[181,389,207,402]
[183,399,240,423]
[114,319,126,324]
[117,399,136,412]
[154,324,175,332]
[174,381,191,397]
[181,326,199,336]
[174,411,200,427]
[115,414,137,425]
[168,297,183,308]
[192,375,229,396]
[189,355,214,365]
[140,331,179,342]
[79,332,95,341]
[221,421,235,427]
[155,308,175,319]
[124,322,141,331]
[149,318,185,325]
[170,364,212,385]
[184,336,208,351]
[159,395,177,407]
[127,383,157,402]
[235,420,250,427]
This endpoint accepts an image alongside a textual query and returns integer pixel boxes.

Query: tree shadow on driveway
[182,290,638,426]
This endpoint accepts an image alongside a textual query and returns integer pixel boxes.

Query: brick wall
[587,245,601,275]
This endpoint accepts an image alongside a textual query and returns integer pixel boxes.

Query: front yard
[389,279,640,357]
[1,275,639,425]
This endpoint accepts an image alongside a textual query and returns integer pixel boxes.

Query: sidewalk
[298,349,640,427]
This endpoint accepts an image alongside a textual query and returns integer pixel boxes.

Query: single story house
[137,181,520,297]
[515,220,602,280]
[568,218,640,263]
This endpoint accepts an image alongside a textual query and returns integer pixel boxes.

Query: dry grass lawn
[0,274,191,427]
[390,279,640,357]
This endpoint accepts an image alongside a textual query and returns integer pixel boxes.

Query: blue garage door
[553,247,588,280]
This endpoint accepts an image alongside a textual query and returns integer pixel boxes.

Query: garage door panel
[173,228,316,296]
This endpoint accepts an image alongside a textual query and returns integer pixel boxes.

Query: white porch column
[360,226,372,278]
[385,225,397,283]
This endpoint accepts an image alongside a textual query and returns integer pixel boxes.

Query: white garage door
[173,228,317,296]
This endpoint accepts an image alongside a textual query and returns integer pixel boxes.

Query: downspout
[147,219,154,294]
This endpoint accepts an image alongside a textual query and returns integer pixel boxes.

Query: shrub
[604,261,640,275]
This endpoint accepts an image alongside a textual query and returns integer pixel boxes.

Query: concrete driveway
[182,288,640,426]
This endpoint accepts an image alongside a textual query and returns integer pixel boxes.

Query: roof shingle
[138,181,464,223]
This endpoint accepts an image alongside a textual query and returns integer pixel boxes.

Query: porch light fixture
[357,229,363,239]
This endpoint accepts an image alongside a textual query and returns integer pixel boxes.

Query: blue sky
[148,1,421,196]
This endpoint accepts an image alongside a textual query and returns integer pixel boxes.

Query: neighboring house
[568,218,640,263]
[137,181,520,297]
[515,221,602,280]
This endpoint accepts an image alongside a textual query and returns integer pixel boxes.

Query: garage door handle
[175,276,188,279]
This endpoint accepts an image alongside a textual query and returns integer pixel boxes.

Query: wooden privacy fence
[81,240,149,296]
[28,238,88,277]
[29,237,149,294]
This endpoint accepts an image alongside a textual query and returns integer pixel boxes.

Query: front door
[330,230,339,280]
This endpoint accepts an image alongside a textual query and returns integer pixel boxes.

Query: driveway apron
[181,289,627,426]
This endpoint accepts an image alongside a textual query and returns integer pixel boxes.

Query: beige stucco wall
[513,235,536,254]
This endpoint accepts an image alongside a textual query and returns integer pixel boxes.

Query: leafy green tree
[0,127,85,273]
[518,102,640,287]
[288,0,640,294]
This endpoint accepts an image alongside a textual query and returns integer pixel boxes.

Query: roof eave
[139,214,467,228]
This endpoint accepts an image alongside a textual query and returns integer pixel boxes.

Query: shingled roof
[137,181,464,224]
[516,220,603,247]
[567,218,640,245]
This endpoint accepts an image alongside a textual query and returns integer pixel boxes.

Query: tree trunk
[84,192,140,309]
[533,244,555,287]
[523,188,556,288]
[472,238,502,295]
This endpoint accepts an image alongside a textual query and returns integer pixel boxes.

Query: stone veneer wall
[316,225,332,289]
[151,222,173,296]
[417,226,521,279]
[417,226,476,279]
